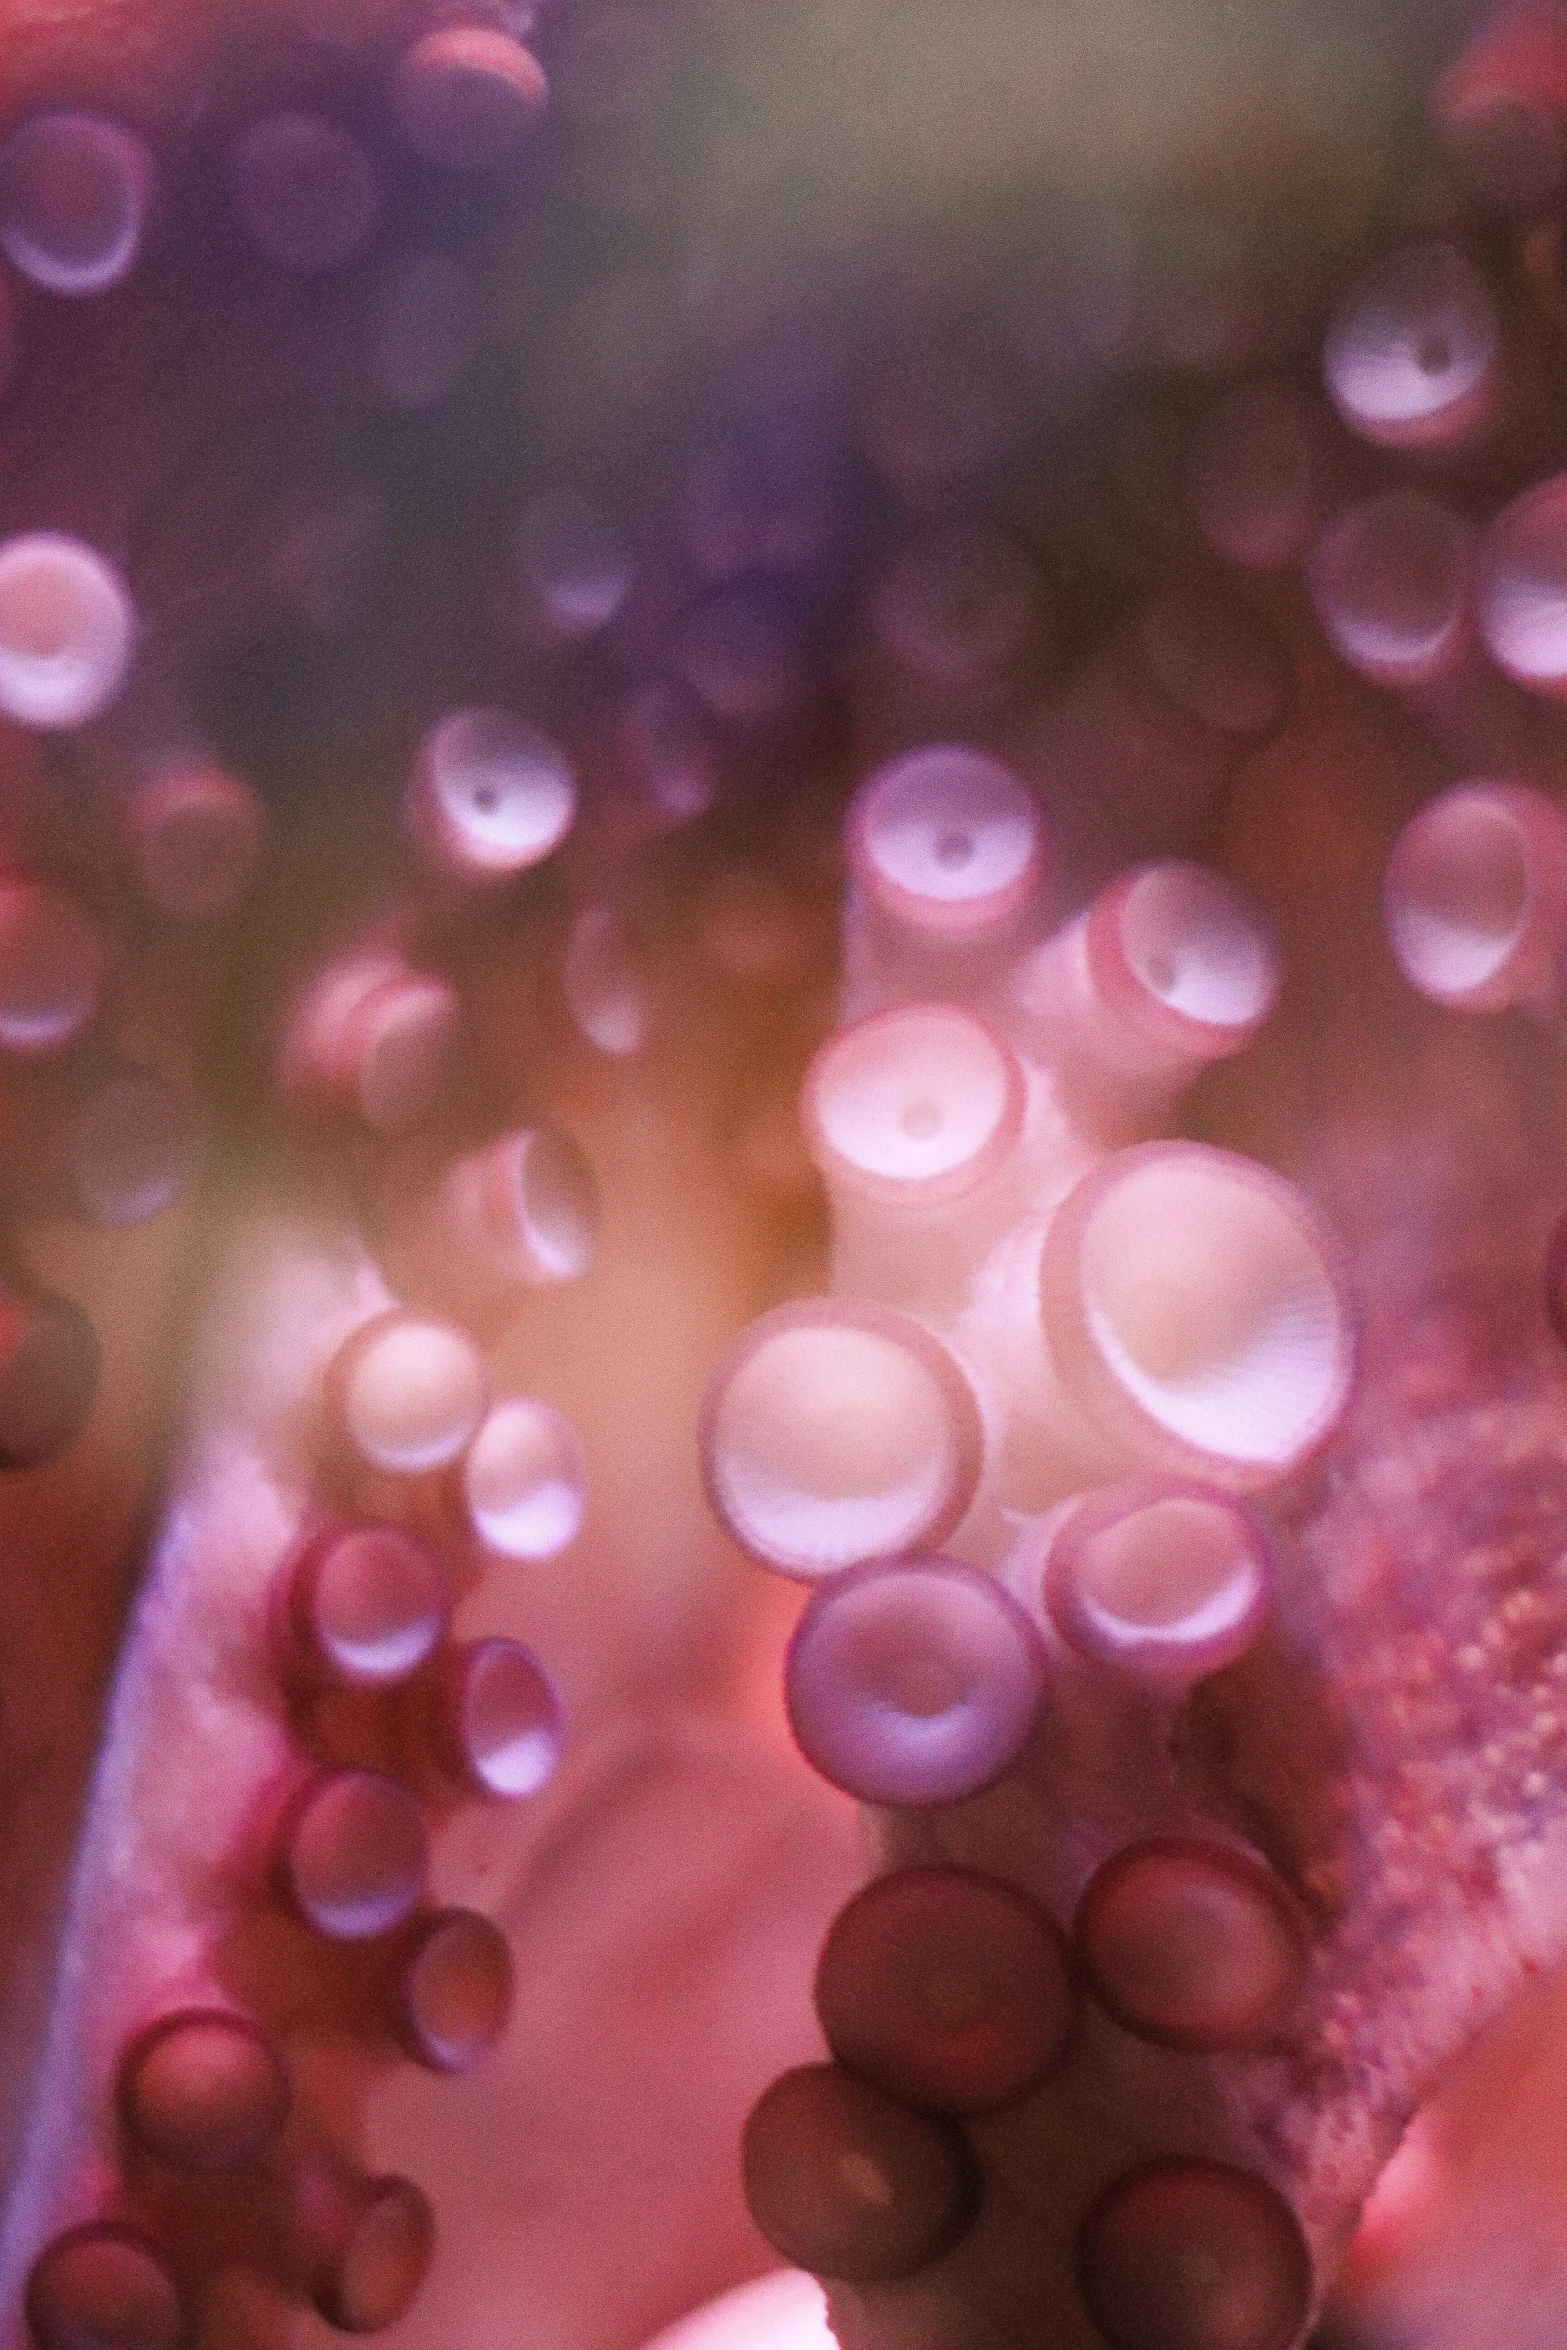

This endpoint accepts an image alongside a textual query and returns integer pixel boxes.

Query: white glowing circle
[1324,241,1498,440]
[808,1005,1016,1199]
[1076,1156,1347,1471]
[344,1318,488,1475]
[227,110,383,273]
[1310,492,1469,681]
[708,1314,974,1578]
[421,707,576,874]
[465,1398,587,1560]
[0,534,134,729]
[853,747,1040,935]
[0,111,154,294]
[1386,788,1534,1001]
[1119,865,1280,1031]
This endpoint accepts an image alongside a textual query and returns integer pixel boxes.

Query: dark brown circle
[816,1867,1073,2112]
[25,2224,187,2350]
[311,2177,435,2334]
[401,1909,513,2072]
[120,2008,290,2174]
[1074,1841,1306,2051]
[1077,2160,1312,2350]
[742,2062,981,2283]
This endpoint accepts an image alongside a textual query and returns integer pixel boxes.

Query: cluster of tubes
[696,742,1345,2343]
[683,56,1567,2335]
[23,1266,596,2348]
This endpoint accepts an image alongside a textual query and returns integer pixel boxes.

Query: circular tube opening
[26,2226,186,2350]
[1042,1144,1354,1486]
[701,1302,983,1580]
[1044,1478,1273,1686]
[446,1638,564,1797]
[0,533,134,729]
[393,28,549,171]
[1481,471,1567,693]
[847,746,1043,940]
[333,1311,490,1476]
[785,1556,1045,1806]
[0,111,154,295]
[803,1004,1023,1207]
[1309,491,1470,685]
[1074,1840,1306,2050]
[465,1397,587,1559]
[1323,241,1498,446]
[295,1523,451,1686]
[1385,782,1567,1009]
[1095,863,1281,1059]
[412,707,576,878]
